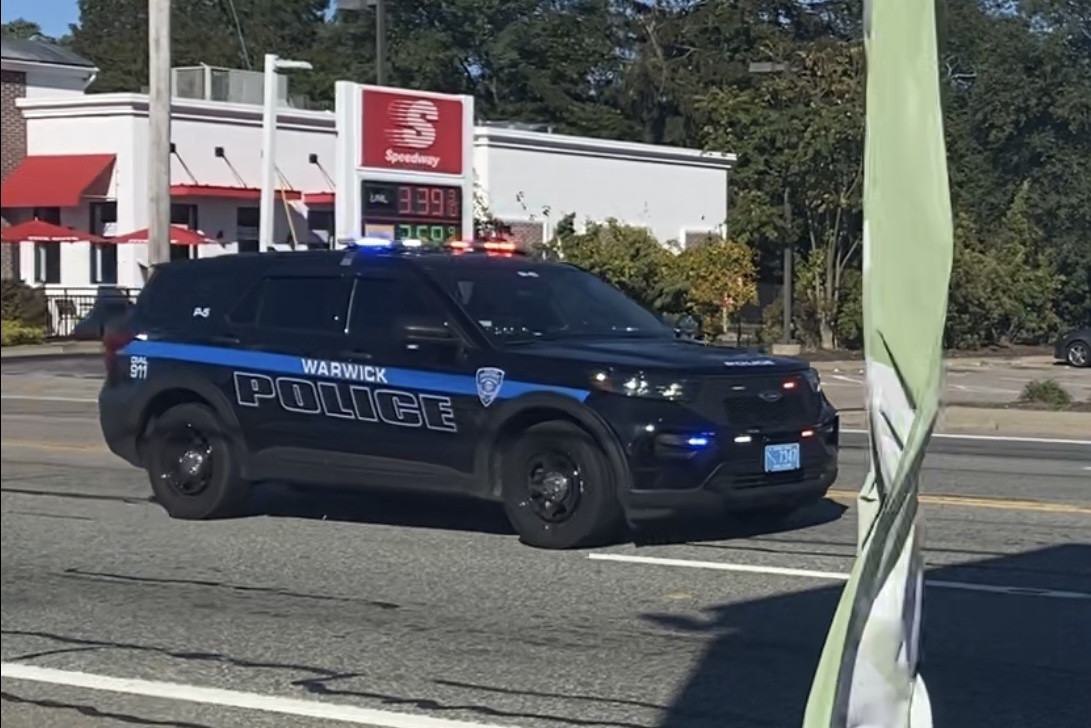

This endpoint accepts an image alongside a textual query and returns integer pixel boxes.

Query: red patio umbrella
[0,219,105,244]
[112,224,215,246]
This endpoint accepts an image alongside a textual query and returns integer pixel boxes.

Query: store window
[34,243,61,284]
[89,201,119,284]
[237,207,260,253]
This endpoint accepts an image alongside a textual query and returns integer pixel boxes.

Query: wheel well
[487,407,596,499]
[138,389,213,443]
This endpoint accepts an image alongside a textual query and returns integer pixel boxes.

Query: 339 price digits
[398,185,460,219]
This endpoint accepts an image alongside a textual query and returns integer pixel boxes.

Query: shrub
[0,320,45,346]
[1018,379,1072,409]
[0,279,49,329]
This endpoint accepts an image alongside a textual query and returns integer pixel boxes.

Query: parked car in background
[71,286,134,341]
[1054,324,1091,368]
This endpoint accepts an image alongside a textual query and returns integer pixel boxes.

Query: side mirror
[398,317,457,345]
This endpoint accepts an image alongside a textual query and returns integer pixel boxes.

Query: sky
[1,0,79,39]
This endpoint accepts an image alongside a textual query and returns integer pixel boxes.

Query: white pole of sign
[259,54,279,251]
[261,54,311,250]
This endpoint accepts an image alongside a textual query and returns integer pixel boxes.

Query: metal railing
[42,286,137,339]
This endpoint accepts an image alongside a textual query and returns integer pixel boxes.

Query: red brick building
[1,35,97,278]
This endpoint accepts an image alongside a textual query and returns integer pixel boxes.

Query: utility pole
[147,0,172,267]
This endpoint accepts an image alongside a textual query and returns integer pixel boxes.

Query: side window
[348,276,445,339]
[256,276,350,334]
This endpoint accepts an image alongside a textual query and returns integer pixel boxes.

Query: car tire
[1065,339,1089,368]
[145,403,250,520]
[501,421,624,549]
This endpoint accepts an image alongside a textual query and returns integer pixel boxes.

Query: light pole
[260,54,312,251]
[366,0,387,85]
[748,61,794,345]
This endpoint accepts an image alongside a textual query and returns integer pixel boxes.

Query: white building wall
[14,94,735,292]
[474,127,733,246]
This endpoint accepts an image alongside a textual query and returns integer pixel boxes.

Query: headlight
[803,367,822,392]
[590,368,695,401]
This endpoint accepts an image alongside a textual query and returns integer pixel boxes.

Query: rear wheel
[145,403,250,519]
[1065,340,1089,368]
[501,421,624,549]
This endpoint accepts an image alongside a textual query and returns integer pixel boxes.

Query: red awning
[0,154,116,208]
[112,225,216,246]
[0,219,105,244]
[171,184,302,201]
[303,191,335,205]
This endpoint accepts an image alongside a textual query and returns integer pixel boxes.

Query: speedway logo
[384,149,442,169]
[361,88,465,175]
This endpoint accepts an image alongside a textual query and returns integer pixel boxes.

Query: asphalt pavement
[2,362,1090,728]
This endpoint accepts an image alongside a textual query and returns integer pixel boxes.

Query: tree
[539,218,684,313]
[700,39,865,349]
[671,237,758,336]
[2,19,51,41]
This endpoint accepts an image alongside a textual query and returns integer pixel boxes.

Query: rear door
[228,272,355,466]
[321,270,482,490]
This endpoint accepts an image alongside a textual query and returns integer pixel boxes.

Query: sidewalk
[1,341,102,359]
[810,355,1058,373]
[838,406,1091,440]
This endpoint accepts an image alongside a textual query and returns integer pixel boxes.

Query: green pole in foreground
[802,0,953,726]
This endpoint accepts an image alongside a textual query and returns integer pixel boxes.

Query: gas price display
[361,181,463,243]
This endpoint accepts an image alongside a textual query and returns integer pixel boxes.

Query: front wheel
[145,403,250,520]
[1065,340,1089,368]
[501,421,624,549]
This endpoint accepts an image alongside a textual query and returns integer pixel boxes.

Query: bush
[0,279,49,329]
[1018,379,1072,409]
[0,320,45,346]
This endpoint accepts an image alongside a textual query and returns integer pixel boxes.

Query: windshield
[437,263,674,343]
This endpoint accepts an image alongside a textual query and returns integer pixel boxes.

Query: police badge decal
[475,367,505,407]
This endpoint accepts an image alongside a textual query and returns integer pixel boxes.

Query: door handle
[340,349,374,360]
[209,333,240,345]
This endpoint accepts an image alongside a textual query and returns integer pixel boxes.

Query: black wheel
[501,421,624,549]
[145,403,250,520]
[1066,340,1089,368]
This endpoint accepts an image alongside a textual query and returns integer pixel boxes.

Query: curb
[1,342,103,360]
[838,406,1091,441]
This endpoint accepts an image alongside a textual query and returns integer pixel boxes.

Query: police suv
[98,239,839,549]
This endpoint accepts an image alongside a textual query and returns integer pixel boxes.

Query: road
[2,363,1090,728]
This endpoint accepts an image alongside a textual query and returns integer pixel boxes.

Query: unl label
[234,372,457,433]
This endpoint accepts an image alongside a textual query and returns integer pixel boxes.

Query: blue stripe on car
[121,340,590,401]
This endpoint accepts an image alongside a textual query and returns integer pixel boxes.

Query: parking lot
[2,357,1089,728]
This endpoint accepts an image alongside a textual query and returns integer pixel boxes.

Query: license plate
[764,443,801,473]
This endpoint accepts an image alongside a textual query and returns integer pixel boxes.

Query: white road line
[588,553,1091,601]
[0,663,518,728]
[840,428,1091,446]
[0,395,97,403]
[829,374,864,384]
[589,552,850,581]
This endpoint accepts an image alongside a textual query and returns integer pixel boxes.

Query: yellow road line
[827,488,1091,515]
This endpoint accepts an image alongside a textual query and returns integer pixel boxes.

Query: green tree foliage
[57,0,1090,346]
[2,18,50,40]
[538,218,685,313]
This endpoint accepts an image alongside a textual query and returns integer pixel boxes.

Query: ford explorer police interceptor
[98,238,839,549]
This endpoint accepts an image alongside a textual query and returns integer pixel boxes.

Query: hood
[509,337,808,375]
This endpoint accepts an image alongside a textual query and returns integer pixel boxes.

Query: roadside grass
[1015,379,1083,411]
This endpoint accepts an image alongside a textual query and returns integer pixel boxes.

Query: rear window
[135,265,245,329]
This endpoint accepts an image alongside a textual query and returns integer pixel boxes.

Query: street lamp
[260,54,313,250]
[367,0,387,85]
[748,60,794,346]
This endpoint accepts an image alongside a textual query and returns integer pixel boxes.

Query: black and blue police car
[98,237,839,549]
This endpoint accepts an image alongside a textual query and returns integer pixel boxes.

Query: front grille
[695,374,821,431]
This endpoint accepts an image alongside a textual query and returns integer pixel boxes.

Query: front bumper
[619,416,840,522]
